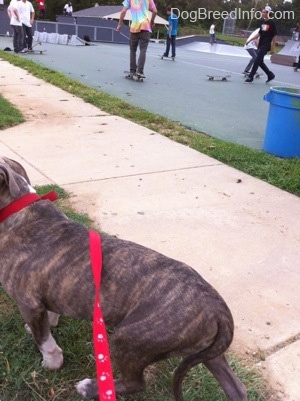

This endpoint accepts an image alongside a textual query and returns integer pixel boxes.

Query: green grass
[0,185,272,401]
[0,93,25,129]
[0,51,299,197]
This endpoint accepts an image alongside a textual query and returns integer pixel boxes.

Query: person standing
[63,2,73,16]
[19,0,35,51]
[209,22,216,44]
[36,0,45,18]
[245,6,277,83]
[117,0,157,78]
[7,0,24,53]
[163,6,178,59]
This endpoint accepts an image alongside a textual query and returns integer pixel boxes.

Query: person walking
[19,0,35,51]
[294,46,300,71]
[243,29,259,74]
[244,6,277,83]
[162,6,178,59]
[7,0,24,53]
[117,0,157,78]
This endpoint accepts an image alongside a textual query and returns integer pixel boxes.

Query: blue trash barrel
[263,87,300,158]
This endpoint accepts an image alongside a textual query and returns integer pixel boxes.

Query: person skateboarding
[117,0,157,79]
[162,6,178,59]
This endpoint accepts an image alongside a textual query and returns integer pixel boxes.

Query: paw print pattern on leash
[89,229,116,401]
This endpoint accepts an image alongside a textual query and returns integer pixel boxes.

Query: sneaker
[126,73,134,78]
[243,70,250,74]
[266,72,275,83]
[19,49,27,53]
[244,77,253,83]
[136,72,146,79]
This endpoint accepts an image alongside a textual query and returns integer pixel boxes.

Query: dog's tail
[172,319,233,401]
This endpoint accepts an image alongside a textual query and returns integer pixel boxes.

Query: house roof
[104,10,168,25]
[73,5,168,26]
[73,5,122,18]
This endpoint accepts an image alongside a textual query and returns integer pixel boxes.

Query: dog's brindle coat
[0,156,247,401]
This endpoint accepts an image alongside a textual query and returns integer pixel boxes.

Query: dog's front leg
[20,306,63,370]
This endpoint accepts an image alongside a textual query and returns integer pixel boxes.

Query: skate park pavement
[1,35,300,150]
[0,45,300,401]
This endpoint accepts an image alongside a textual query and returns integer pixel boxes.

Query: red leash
[89,230,116,401]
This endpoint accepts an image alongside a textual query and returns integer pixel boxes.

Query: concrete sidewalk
[0,59,299,401]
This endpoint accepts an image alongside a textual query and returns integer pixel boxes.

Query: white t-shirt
[19,0,34,27]
[244,39,257,50]
[209,24,215,35]
[8,0,22,26]
[64,4,73,13]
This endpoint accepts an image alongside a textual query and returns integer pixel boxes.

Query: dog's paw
[42,346,63,370]
[40,335,63,370]
[75,378,99,399]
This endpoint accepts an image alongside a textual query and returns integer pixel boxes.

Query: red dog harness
[0,191,116,401]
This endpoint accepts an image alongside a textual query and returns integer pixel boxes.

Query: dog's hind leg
[76,378,99,399]
[204,354,247,401]
[75,346,148,398]
[109,328,152,395]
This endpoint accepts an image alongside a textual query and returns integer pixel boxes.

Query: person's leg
[129,33,139,73]
[137,30,150,75]
[12,25,18,52]
[164,35,170,57]
[247,47,268,80]
[17,25,24,51]
[27,26,33,50]
[244,48,257,72]
[171,35,176,57]
[22,24,28,49]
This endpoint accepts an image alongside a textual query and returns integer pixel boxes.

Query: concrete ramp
[180,41,253,58]
[271,40,300,66]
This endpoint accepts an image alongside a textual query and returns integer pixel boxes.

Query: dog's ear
[3,157,31,185]
[0,164,21,198]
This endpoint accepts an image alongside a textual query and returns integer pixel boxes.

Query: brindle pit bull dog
[0,156,247,401]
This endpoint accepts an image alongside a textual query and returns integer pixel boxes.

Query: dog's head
[0,156,32,209]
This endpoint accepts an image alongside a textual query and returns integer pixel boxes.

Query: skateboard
[21,49,47,55]
[20,41,46,55]
[159,55,175,61]
[124,71,145,82]
[207,74,231,81]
